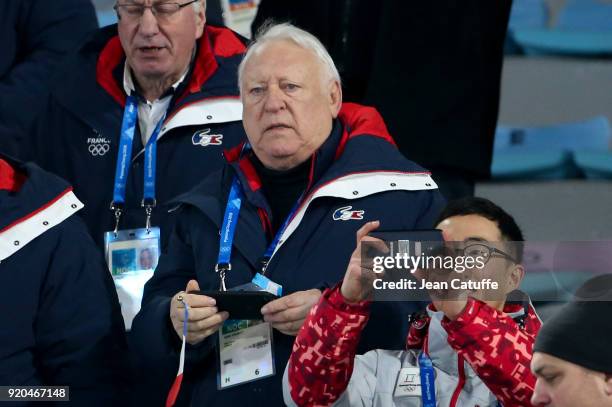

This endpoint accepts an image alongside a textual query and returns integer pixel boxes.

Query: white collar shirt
[123,64,189,146]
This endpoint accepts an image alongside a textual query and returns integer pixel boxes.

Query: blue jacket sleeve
[36,215,129,406]
[0,0,98,157]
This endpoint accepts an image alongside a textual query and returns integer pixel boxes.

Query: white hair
[192,0,205,15]
[238,22,341,94]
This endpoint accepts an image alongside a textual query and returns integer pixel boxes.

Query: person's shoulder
[167,166,230,213]
[345,136,430,173]
[204,24,248,58]
[0,157,87,260]
[50,25,115,84]
[15,160,74,206]
[337,103,432,174]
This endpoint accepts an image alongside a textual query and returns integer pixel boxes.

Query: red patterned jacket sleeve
[441,298,542,407]
[288,284,370,407]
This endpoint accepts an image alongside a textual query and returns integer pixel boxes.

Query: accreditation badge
[217,319,275,389]
[104,227,160,329]
[394,367,422,398]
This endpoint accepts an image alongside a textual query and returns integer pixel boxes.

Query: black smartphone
[189,290,278,320]
[368,229,444,257]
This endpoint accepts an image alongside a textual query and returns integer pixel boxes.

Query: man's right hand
[341,221,385,303]
[170,280,229,345]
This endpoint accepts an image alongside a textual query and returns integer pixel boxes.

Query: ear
[195,1,206,39]
[328,80,342,118]
[604,373,612,396]
[507,263,525,292]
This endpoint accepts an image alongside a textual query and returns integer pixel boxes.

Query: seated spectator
[26,0,248,336]
[131,23,444,406]
[0,154,128,405]
[0,0,98,158]
[27,0,247,253]
[531,274,612,407]
[285,197,541,407]
[252,0,513,200]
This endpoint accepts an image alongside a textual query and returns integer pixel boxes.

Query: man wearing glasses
[284,197,542,407]
[25,1,246,404]
[26,0,246,256]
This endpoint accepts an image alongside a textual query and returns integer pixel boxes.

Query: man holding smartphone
[284,197,541,407]
[131,23,444,406]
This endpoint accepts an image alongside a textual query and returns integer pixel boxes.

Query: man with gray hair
[26,0,248,329]
[131,22,444,406]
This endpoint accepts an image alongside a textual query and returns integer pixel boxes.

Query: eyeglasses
[461,243,518,264]
[114,0,198,24]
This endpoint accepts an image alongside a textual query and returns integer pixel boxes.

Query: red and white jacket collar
[223,104,439,259]
[0,161,84,261]
[96,26,244,143]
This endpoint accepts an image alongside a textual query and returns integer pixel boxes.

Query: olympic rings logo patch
[88,143,110,156]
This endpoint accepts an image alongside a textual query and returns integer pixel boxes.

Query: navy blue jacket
[27,24,247,251]
[0,0,98,158]
[0,155,128,405]
[131,104,446,406]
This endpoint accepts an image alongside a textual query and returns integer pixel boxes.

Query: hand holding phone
[190,290,278,320]
[170,280,229,345]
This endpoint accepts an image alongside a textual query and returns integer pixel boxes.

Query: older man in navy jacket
[27,0,247,252]
[132,23,445,406]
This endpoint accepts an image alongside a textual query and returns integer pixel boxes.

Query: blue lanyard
[217,177,243,267]
[216,175,302,290]
[110,95,165,233]
[418,352,437,407]
[418,352,503,407]
[260,198,301,272]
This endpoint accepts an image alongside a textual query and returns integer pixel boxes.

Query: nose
[530,380,551,406]
[263,86,286,113]
[138,7,160,37]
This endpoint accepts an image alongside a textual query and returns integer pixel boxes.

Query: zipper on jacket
[449,354,466,407]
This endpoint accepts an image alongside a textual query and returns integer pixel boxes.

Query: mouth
[138,46,165,55]
[264,123,292,132]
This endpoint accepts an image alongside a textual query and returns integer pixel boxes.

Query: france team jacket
[0,155,129,405]
[26,24,248,250]
[131,104,446,406]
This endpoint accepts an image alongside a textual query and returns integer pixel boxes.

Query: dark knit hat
[534,274,612,373]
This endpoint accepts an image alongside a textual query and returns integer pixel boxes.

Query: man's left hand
[260,289,322,336]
